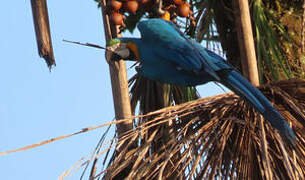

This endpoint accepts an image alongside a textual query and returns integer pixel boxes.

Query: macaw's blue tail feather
[219,70,296,143]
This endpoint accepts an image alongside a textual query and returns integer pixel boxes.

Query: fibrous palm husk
[103,79,305,180]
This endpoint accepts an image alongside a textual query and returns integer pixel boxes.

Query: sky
[0,1,227,179]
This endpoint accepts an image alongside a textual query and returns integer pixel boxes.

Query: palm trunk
[100,0,134,178]
[233,0,260,86]
[100,0,133,141]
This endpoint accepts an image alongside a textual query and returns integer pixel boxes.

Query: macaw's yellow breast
[127,42,140,61]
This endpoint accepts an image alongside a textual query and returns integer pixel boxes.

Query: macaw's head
[106,38,140,62]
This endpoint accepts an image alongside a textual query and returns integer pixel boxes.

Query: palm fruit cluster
[106,0,195,27]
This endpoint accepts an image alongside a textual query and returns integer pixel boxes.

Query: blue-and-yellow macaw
[107,18,296,143]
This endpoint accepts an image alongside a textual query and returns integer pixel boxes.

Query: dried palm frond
[31,0,55,70]
[127,74,199,179]
[102,79,305,179]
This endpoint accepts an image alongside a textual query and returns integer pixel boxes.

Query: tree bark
[233,0,260,86]
[101,0,133,139]
[100,0,134,179]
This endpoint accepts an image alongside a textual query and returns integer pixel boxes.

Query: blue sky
[0,1,227,179]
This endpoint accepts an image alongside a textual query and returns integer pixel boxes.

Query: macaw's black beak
[110,52,123,61]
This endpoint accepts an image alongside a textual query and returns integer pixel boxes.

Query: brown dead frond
[103,79,305,180]
[7,79,303,179]
[31,0,55,70]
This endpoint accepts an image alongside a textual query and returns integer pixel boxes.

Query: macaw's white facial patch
[106,42,130,62]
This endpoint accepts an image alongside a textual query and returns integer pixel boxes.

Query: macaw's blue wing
[191,40,232,72]
[132,18,295,143]
[137,19,220,81]
[201,49,296,143]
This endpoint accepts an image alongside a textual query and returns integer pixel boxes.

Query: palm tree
[31,0,305,179]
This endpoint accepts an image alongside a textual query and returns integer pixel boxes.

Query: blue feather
[118,18,296,143]
[138,19,220,81]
